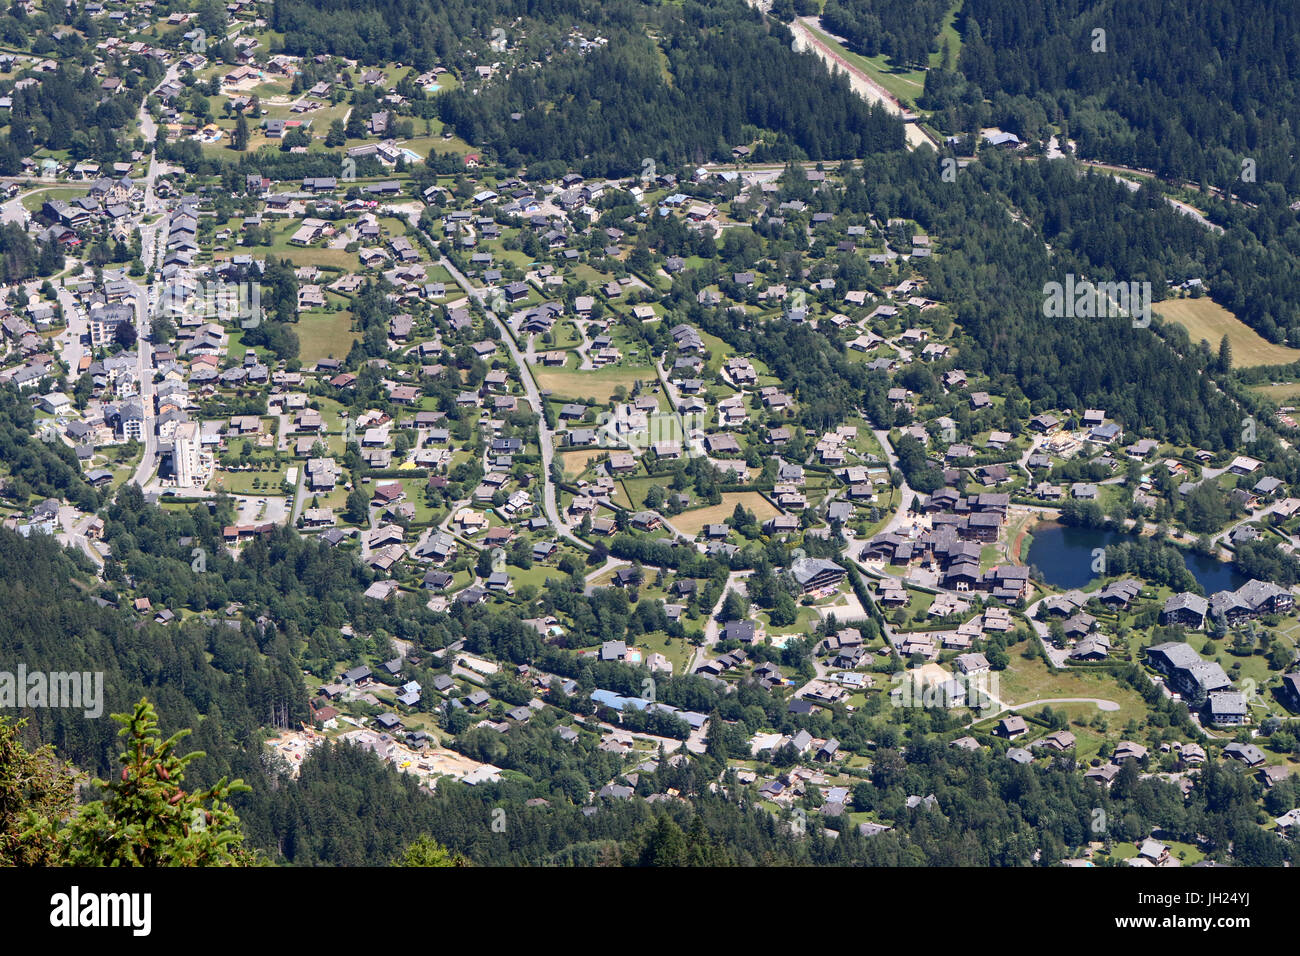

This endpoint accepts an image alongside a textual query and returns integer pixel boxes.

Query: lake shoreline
[1025,519,1247,594]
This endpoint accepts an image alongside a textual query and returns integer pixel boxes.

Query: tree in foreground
[392,835,471,866]
[31,698,253,866]
[0,716,77,866]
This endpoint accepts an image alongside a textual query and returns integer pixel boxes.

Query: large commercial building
[171,420,201,488]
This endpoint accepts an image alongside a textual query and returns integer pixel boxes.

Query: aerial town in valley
[2,0,1300,870]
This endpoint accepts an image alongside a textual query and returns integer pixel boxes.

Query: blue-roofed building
[590,689,651,713]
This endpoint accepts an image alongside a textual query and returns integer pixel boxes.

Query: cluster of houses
[40,175,141,247]
[1160,580,1294,629]
[8,11,1300,852]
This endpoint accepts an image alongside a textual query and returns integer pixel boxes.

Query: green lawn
[533,365,656,404]
[211,466,290,495]
[507,564,569,591]
[995,654,1153,743]
[297,310,359,363]
[21,185,90,211]
[642,632,695,677]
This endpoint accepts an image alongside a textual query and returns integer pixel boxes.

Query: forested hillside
[920,156,1240,450]
[0,527,302,802]
[0,63,147,173]
[994,156,1300,347]
[439,24,902,175]
[724,151,1247,449]
[255,726,1295,866]
[0,388,99,512]
[272,0,904,174]
[821,0,952,67]
[271,0,586,69]
[952,0,1300,195]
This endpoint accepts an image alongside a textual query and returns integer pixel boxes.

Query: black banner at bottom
[0,863,1272,943]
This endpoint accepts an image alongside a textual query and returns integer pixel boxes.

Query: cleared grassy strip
[1156,297,1300,367]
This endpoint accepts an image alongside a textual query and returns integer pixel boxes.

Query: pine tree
[685,814,733,866]
[345,487,369,524]
[392,835,471,866]
[637,815,687,866]
[38,698,253,866]
[719,588,748,622]
[705,708,729,761]
[0,716,76,866]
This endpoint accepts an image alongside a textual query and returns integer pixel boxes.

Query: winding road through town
[439,254,590,552]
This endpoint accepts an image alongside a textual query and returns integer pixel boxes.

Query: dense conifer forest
[949,0,1300,196]
[274,0,905,175]
[821,0,952,67]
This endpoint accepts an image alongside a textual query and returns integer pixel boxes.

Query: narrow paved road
[55,283,86,374]
[688,570,752,675]
[57,506,104,569]
[439,254,591,552]
[582,556,628,594]
[871,428,914,536]
[289,463,308,525]
[0,183,64,225]
[1110,174,1223,234]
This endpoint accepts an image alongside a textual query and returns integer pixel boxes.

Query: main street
[127,277,158,489]
[115,57,185,492]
